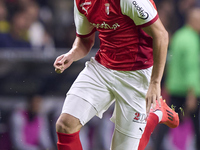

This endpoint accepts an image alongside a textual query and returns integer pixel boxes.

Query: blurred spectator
[157,0,179,39]
[166,7,200,150]
[25,1,55,51]
[0,6,31,48]
[176,0,196,27]
[52,0,75,48]
[0,1,10,33]
[10,95,55,150]
[0,1,55,50]
[0,108,12,150]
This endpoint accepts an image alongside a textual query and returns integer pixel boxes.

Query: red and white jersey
[74,0,158,71]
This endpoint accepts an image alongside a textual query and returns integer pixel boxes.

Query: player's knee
[56,113,82,134]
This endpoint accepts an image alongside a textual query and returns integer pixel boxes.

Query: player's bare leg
[56,113,83,134]
[56,113,83,150]
[55,94,97,150]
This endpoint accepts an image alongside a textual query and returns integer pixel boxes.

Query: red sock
[138,113,159,150]
[57,131,83,150]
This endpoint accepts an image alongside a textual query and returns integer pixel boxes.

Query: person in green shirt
[166,7,200,150]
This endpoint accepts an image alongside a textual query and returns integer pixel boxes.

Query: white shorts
[62,57,152,138]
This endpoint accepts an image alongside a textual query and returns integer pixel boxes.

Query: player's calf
[56,113,82,134]
[56,113,83,150]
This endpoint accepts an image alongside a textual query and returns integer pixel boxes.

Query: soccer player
[54,0,179,149]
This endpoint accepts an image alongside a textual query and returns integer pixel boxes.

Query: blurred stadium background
[0,0,199,150]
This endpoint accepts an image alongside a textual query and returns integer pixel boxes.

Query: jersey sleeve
[120,0,158,27]
[74,0,96,37]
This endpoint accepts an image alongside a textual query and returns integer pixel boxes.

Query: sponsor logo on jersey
[90,22,120,30]
[133,112,147,124]
[80,1,91,14]
[132,1,149,20]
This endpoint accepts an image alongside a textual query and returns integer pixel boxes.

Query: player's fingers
[54,61,64,73]
[146,97,152,114]
[54,63,64,73]
[152,94,157,110]
[55,60,71,74]
[64,59,69,65]
[54,60,67,73]
[56,54,65,61]
[54,61,63,68]
[158,95,161,107]
[53,55,64,67]
[56,55,71,69]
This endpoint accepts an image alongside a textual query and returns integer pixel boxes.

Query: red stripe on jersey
[149,0,157,10]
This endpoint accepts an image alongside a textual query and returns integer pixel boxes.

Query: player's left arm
[142,18,169,114]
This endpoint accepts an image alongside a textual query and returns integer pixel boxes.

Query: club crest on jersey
[132,1,149,20]
[80,1,91,14]
[105,3,110,15]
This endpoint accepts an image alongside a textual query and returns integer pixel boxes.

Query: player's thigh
[110,100,146,139]
[67,58,115,118]
[110,68,152,139]
[111,129,140,150]
[61,94,98,126]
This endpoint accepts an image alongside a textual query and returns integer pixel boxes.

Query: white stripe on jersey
[120,0,157,26]
[74,0,94,35]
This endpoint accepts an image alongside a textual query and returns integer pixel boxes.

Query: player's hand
[53,52,74,74]
[145,82,161,114]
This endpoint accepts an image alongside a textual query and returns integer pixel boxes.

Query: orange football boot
[151,97,179,128]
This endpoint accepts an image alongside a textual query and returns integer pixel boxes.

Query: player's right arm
[54,33,95,74]
[54,0,96,74]
[121,0,166,113]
